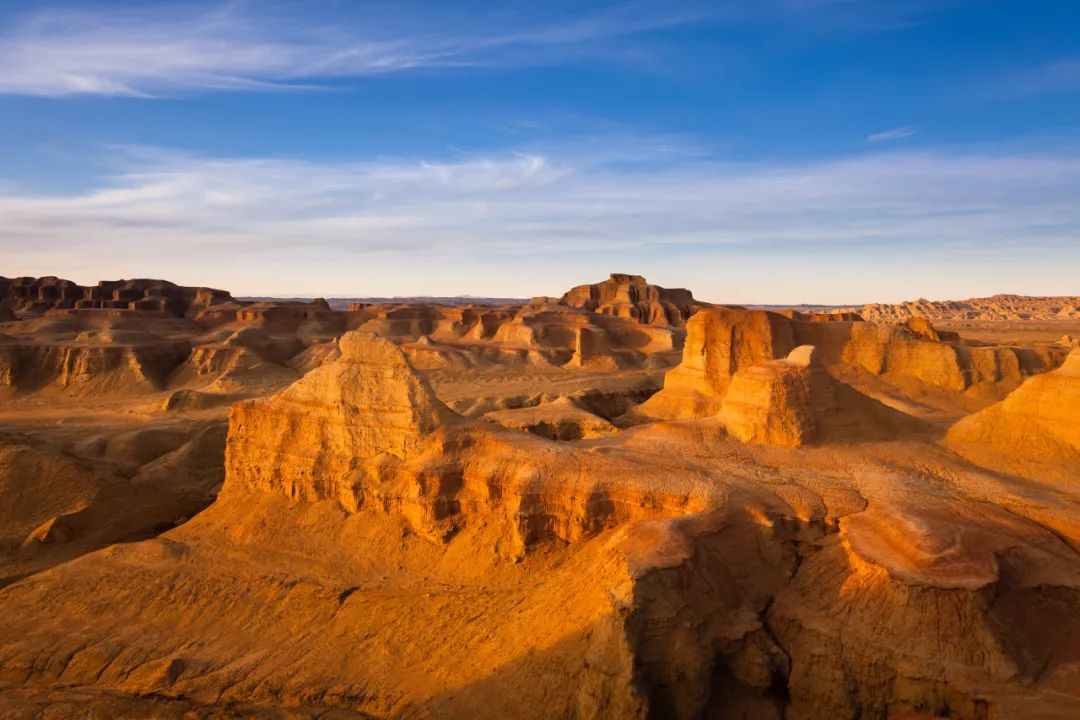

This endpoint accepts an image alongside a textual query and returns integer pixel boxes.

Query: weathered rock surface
[947,347,1080,467]
[718,345,925,446]
[0,276,232,317]
[640,309,1067,423]
[1,275,1079,720]
[638,307,795,419]
[227,331,456,501]
[482,396,618,440]
[857,294,1080,322]
[559,273,706,326]
[0,339,191,395]
[354,299,683,371]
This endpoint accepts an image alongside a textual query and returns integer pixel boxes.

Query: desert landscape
[0,272,1077,719]
[3,1,1079,718]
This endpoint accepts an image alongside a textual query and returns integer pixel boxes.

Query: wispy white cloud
[0,2,712,97]
[0,0,951,98]
[2,140,1079,300]
[868,126,916,143]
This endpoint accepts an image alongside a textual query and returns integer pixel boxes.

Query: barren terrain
[0,273,1078,719]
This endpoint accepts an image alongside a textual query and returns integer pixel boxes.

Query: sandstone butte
[0,273,1079,719]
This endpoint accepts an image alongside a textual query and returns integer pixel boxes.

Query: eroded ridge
[1,276,1079,719]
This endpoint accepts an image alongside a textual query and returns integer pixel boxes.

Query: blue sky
[1,0,1079,303]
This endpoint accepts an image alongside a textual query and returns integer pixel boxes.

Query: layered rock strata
[559,273,706,326]
[640,308,1068,424]
[947,348,1080,463]
[0,276,232,317]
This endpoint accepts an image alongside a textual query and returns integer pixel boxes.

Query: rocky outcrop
[718,349,818,446]
[226,331,456,501]
[946,348,1080,463]
[637,307,795,418]
[770,506,1080,720]
[481,396,617,440]
[833,321,1066,400]
[225,331,708,550]
[718,346,925,446]
[837,321,970,391]
[233,299,345,334]
[857,294,1080,322]
[0,339,191,395]
[636,309,1062,430]
[0,276,232,317]
[559,273,705,326]
[355,300,683,370]
[901,316,960,342]
[169,327,302,392]
[491,303,682,368]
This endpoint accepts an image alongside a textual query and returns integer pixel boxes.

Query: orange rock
[857,293,1080,322]
[947,347,1080,462]
[638,307,795,418]
[0,339,191,395]
[719,346,926,446]
[226,331,456,500]
[719,355,817,446]
[560,273,705,326]
[0,275,232,317]
[481,396,617,440]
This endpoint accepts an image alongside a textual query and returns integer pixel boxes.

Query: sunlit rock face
[559,273,705,327]
[637,307,1068,425]
[947,347,1080,463]
[1,276,1080,719]
[637,307,795,419]
[226,331,456,500]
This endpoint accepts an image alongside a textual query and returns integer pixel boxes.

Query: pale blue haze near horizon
[1,0,1079,303]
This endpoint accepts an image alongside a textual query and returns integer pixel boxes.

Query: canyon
[0,273,1078,719]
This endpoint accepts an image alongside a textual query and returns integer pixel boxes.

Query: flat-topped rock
[637,307,795,419]
[0,276,232,317]
[559,273,705,326]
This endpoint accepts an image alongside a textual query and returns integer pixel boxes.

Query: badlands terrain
[0,272,1079,719]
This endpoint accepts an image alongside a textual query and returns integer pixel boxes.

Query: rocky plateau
[0,273,1078,719]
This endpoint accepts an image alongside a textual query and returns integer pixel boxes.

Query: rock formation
[946,347,1080,464]
[644,309,1067,422]
[227,331,456,501]
[481,396,617,440]
[350,299,683,371]
[559,273,706,326]
[718,345,925,446]
[1,274,1079,719]
[0,276,233,317]
[857,294,1080,322]
[637,307,795,419]
[0,338,191,395]
[234,298,345,334]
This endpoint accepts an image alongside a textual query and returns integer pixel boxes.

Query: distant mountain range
[239,296,528,310]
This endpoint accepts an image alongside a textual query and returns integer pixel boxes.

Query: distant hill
[239,295,527,310]
[744,303,851,312]
[852,294,1080,322]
